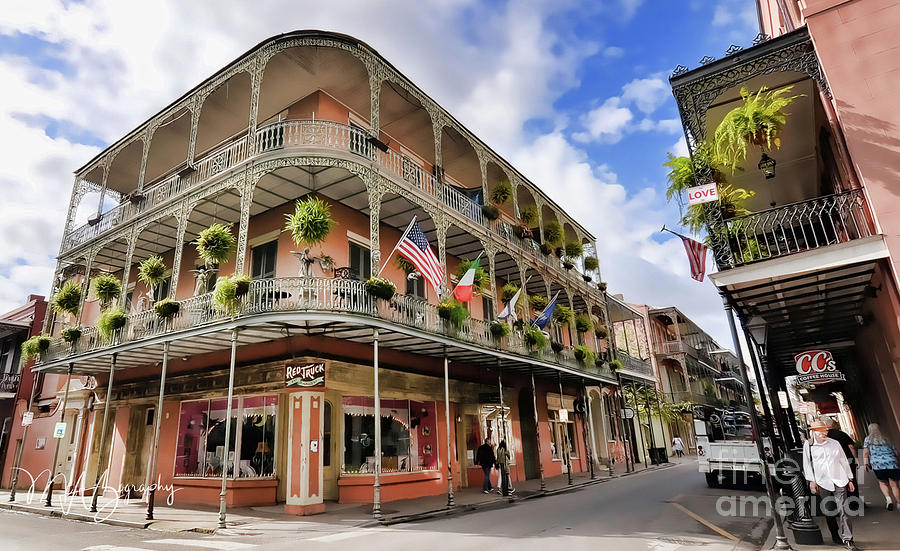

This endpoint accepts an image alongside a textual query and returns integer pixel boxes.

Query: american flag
[397,220,443,291]
[679,235,708,282]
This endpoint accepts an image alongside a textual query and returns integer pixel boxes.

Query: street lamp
[746,316,768,347]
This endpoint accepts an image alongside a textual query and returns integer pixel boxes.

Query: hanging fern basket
[195,223,236,266]
[138,255,169,288]
[53,280,83,317]
[284,196,337,248]
[365,277,396,301]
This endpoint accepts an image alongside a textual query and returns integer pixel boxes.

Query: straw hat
[809,419,828,432]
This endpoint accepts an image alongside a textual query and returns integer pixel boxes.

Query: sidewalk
[0,464,676,533]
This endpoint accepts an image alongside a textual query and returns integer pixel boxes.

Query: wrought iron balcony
[616,352,654,378]
[0,372,21,395]
[713,189,875,269]
[37,277,613,380]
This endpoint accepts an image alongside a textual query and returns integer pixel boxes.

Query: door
[322,399,338,500]
[57,410,79,484]
[517,389,539,479]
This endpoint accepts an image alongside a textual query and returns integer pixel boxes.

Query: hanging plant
[489,320,510,340]
[61,326,82,344]
[582,274,592,283]
[583,256,599,272]
[490,180,512,205]
[53,280,83,317]
[396,257,417,276]
[597,282,608,292]
[539,243,553,256]
[92,274,122,307]
[98,308,127,340]
[213,274,250,316]
[137,255,168,289]
[365,276,396,301]
[284,196,337,248]
[513,318,526,331]
[523,326,548,350]
[481,204,500,220]
[680,185,755,234]
[574,345,595,365]
[595,325,609,339]
[663,142,727,202]
[595,357,605,369]
[195,223,236,266]
[154,298,181,320]
[21,335,51,361]
[575,314,593,334]
[455,259,487,293]
[551,341,564,354]
[609,359,622,371]
[437,299,468,328]
[529,294,548,312]
[565,241,583,259]
[713,85,800,171]
[519,204,538,226]
[501,283,519,304]
[562,259,575,271]
[543,221,563,245]
[552,304,574,325]
[232,274,251,297]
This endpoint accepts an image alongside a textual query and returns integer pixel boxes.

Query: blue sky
[0,0,759,347]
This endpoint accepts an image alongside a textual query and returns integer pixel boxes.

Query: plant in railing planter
[581,274,592,283]
[437,299,469,329]
[597,281,608,293]
[194,223,236,266]
[501,283,519,304]
[565,241,583,259]
[551,341,564,354]
[91,274,122,308]
[53,280,83,318]
[365,276,396,301]
[489,320,510,341]
[562,259,575,271]
[555,247,564,258]
[523,326,547,350]
[61,326,82,344]
[21,335,51,361]
[680,185,755,234]
[574,345,595,365]
[481,204,500,221]
[519,204,538,227]
[491,179,512,205]
[713,85,800,172]
[514,224,532,239]
[608,359,622,372]
[137,255,168,291]
[232,274,251,298]
[583,256,599,272]
[456,259,487,293]
[575,314,593,334]
[154,298,181,320]
[552,304,574,325]
[213,274,250,316]
[98,308,127,340]
[529,294,548,312]
[543,220,563,246]
[539,243,553,256]
[594,325,609,339]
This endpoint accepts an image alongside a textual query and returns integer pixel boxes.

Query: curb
[0,501,151,529]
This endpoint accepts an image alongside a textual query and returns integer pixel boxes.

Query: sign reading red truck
[794,350,846,385]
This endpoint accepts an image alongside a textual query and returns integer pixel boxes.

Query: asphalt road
[0,461,770,550]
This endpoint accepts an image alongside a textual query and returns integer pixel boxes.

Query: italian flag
[453,257,480,302]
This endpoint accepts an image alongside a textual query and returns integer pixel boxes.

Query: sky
[0,0,761,349]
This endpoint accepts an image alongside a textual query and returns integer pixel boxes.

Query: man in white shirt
[803,420,857,549]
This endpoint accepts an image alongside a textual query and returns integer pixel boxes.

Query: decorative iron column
[581,379,595,480]
[530,370,546,491]
[630,383,647,468]
[9,358,43,501]
[372,328,382,519]
[218,329,239,529]
[497,361,508,496]
[146,341,169,520]
[443,349,454,507]
[90,353,117,513]
[557,372,573,485]
[44,363,74,507]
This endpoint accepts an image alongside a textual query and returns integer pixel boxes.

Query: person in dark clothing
[475,438,496,494]
[827,419,860,501]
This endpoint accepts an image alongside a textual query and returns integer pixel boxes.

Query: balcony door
[349,242,370,281]
[251,240,278,279]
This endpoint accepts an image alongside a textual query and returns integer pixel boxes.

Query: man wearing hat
[803,419,857,549]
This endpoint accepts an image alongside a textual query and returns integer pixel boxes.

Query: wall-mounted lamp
[758,152,776,179]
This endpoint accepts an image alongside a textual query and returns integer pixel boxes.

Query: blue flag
[532,291,560,330]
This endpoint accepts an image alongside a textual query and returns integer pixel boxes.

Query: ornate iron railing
[617,352,654,377]
[0,372,21,394]
[36,277,612,379]
[714,189,874,269]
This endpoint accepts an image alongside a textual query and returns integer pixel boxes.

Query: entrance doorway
[517,389,539,479]
[322,399,338,501]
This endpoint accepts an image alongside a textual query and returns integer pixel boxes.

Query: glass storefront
[548,409,578,461]
[174,395,278,478]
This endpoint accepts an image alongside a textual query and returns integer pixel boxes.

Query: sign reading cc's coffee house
[794,350,846,385]
[285,361,326,389]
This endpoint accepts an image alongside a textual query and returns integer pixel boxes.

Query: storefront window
[479,405,515,465]
[548,410,578,461]
[174,395,277,479]
[341,397,437,474]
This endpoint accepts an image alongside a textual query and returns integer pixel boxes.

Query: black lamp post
[758,153,777,179]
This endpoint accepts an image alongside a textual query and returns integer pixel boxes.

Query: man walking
[826,418,860,502]
[803,420,857,550]
[476,438,496,494]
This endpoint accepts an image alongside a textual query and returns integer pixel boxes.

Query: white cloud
[712,0,759,40]
[603,46,625,59]
[577,98,634,144]
[574,77,678,144]
[621,77,669,114]
[670,136,689,157]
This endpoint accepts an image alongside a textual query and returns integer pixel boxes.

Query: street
[0,461,769,550]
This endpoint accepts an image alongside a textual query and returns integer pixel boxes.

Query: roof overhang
[0,319,31,340]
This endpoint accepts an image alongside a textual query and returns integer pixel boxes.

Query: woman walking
[496,440,513,496]
[863,423,900,510]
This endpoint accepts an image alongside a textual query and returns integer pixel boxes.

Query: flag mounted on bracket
[661,225,709,282]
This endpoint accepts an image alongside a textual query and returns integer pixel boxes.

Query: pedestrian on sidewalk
[496,440,514,496]
[826,418,860,502]
[672,436,685,458]
[476,438,496,494]
[863,422,900,511]
[803,419,857,550]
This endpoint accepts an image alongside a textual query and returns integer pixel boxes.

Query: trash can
[649,447,669,464]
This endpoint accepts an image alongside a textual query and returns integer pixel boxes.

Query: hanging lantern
[758,152,776,179]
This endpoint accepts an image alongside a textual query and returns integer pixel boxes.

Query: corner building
[13,31,624,516]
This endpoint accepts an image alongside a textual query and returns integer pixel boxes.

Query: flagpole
[377,216,417,276]
[531,290,561,327]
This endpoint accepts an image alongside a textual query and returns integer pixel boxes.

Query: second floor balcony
[0,371,21,396]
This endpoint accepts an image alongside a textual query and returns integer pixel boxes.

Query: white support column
[168,204,188,299]
[145,341,169,520]
[372,328,382,519]
[120,227,137,305]
[443,350,454,507]
[368,188,383,277]
[218,329,239,529]
[94,165,110,222]
[90,353,117,513]
[235,178,253,275]
[43,363,73,507]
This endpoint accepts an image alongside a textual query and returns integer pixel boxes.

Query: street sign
[21,411,33,427]
[53,422,66,439]
[685,183,719,206]
[777,391,790,409]
[558,409,569,422]
[620,407,635,419]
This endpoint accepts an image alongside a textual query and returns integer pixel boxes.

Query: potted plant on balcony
[594,325,609,339]
[52,280,83,319]
[529,294,548,312]
[21,335,51,361]
[523,326,547,351]
[61,326,82,346]
[365,276,396,301]
[552,304,574,326]
[92,274,122,309]
[519,204,538,227]
[284,196,337,277]
[562,258,575,271]
[455,259,487,294]
[564,241,583,259]
[574,345,595,365]
[138,254,168,302]
[713,85,799,172]
[154,298,180,320]
[213,274,251,316]
[491,179,513,206]
[489,320,510,341]
[551,341,564,354]
[543,220,562,247]
[481,203,500,221]
[98,307,127,341]
[501,283,519,304]
[575,314,593,334]
[609,359,622,372]
[597,281,607,293]
[437,299,469,330]
[539,243,553,256]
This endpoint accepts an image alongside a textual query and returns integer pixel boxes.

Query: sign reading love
[685,183,719,206]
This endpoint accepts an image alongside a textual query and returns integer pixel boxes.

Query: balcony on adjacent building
[0,371,21,397]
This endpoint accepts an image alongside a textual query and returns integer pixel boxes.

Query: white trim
[346,229,369,248]
[248,230,280,249]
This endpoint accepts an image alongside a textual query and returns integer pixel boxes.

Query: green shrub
[523,326,547,350]
[575,314,593,333]
[365,277,396,301]
[582,256,599,271]
[594,325,609,339]
[92,274,122,307]
[609,359,622,371]
[456,259,487,292]
[481,204,500,220]
[574,345,595,365]
[137,255,168,289]
[154,298,180,319]
[565,241,583,258]
[519,204,538,226]
[552,304,574,325]
[194,223,236,265]
[491,180,512,205]
[284,196,336,247]
[61,326,82,344]
[551,341,564,354]
[53,280,83,317]
[213,274,249,316]
[21,335,51,360]
[543,220,563,245]
[562,259,575,270]
[539,243,553,256]
[489,321,510,340]
[529,294,548,312]
[98,308,127,340]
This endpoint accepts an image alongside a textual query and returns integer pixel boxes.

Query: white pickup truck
[693,405,774,487]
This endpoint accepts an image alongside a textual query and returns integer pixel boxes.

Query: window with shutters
[349,242,371,281]
[251,240,278,279]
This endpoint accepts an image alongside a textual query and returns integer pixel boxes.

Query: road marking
[145,539,255,550]
[669,502,739,542]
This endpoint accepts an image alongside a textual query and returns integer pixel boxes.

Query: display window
[479,404,515,465]
[341,396,437,474]
[548,409,578,461]
[174,395,278,478]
